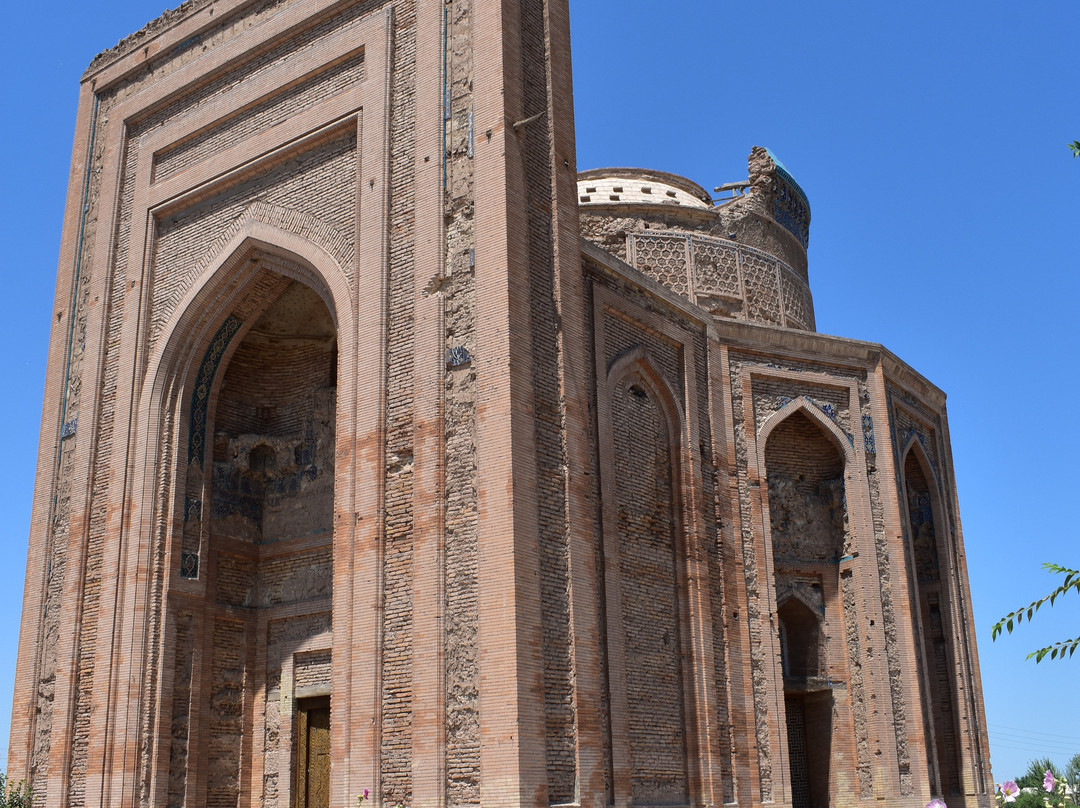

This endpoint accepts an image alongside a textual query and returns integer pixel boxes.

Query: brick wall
[611,375,689,806]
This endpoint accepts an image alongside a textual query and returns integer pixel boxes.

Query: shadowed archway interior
[168,275,337,808]
[765,408,851,808]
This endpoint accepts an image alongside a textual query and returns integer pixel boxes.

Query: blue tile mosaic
[765,150,811,249]
[446,345,471,368]
[188,315,243,465]
[862,414,876,455]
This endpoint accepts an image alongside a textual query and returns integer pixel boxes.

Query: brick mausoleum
[9,1,994,806]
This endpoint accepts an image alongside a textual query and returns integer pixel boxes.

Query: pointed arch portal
[903,441,963,799]
[142,230,351,808]
[763,405,852,808]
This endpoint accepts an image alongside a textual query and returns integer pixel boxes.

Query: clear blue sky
[1,0,1077,790]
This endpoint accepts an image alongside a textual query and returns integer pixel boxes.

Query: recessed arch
[599,343,694,806]
[760,399,855,808]
[141,220,355,417]
[901,436,963,799]
[776,587,825,626]
[127,222,354,808]
[606,344,685,441]
[757,396,856,472]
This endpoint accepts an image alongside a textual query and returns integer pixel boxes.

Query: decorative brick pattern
[153,52,367,183]
[630,233,691,298]
[622,228,815,330]
[151,130,357,355]
[741,248,784,326]
[189,315,244,465]
[773,165,811,249]
[692,237,742,300]
[786,697,810,808]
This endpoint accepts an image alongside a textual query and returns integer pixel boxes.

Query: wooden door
[296,698,331,808]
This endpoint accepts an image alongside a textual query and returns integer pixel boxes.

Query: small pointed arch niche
[901,437,945,588]
[776,593,825,682]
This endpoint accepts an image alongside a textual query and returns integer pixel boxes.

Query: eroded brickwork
[168,611,195,807]
[728,356,776,801]
[381,3,418,802]
[442,0,481,803]
[208,619,246,807]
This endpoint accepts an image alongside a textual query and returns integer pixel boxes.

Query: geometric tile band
[188,314,243,465]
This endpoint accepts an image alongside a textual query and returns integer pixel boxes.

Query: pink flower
[364,789,370,799]
[1044,770,1056,792]
[926,800,948,808]
[1000,781,1019,803]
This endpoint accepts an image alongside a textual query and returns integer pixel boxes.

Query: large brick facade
[10,1,993,806]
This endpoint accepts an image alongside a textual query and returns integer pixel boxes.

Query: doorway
[296,697,331,808]
[786,696,810,808]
